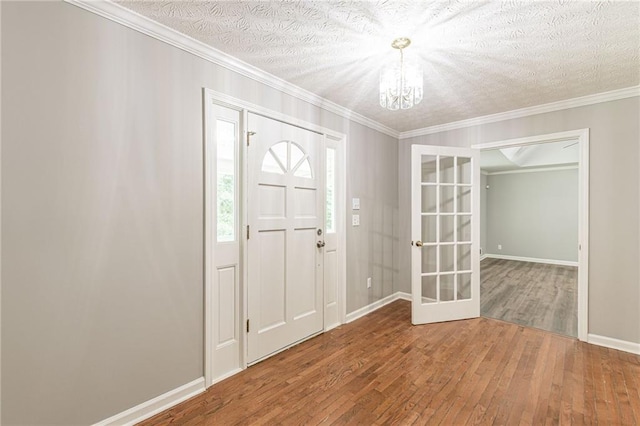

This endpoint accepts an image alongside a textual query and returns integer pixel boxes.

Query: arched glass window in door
[261,141,313,178]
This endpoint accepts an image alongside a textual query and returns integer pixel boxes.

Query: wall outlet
[367,277,372,289]
[352,214,360,226]
[497,244,502,250]
[352,198,360,210]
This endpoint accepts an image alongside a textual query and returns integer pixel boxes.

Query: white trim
[472,129,589,150]
[401,86,640,139]
[484,165,578,176]
[396,291,412,301]
[0,1,3,420]
[484,254,578,267]
[345,292,407,323]
[63,0,398,139]
[205,89,346,141]
[577,130,590,343]
[588,334,640,355]
[203,93,213,388]
[93,378,205,426]
[212,368,243,385]
[474,128,589,342]
[241,108,249,372]
[480,254,488,261]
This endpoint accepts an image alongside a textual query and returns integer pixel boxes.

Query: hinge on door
[247,225,250,240]
[246,319,250,333]
[247,131,256,146]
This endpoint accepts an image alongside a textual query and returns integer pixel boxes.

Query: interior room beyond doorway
[479,140,580,337]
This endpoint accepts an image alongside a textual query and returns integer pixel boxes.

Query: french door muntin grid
[420,154,473,304]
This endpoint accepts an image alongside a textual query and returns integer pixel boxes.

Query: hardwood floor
[139,300,639,425]
[481,258,577,337]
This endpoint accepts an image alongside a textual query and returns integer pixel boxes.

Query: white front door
[411,145,480,324]
[247,113,324,363]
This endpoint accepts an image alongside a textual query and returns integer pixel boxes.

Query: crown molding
[63,0,399,139]
[400,85,640,140]
[484,165,578,176]
[61,0,639,143]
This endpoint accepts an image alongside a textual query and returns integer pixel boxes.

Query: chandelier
[379,37,423,110]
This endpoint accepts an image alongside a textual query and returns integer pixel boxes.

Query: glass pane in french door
[420,153,475,304]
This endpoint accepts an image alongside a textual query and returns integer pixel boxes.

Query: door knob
[317,241,326,248]
[415,241,423,247]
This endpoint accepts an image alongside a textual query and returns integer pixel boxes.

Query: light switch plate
[352,214,360,226]
[352,198,360,210]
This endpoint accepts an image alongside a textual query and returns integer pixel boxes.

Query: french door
[247,113,324,363]
[411,145,480,324]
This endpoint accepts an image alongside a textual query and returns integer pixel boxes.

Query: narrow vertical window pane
[217,120,236,242]
[326,148,336,233]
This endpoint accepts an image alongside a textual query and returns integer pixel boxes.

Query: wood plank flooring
[481,258,577,337]
[139,300,639,425]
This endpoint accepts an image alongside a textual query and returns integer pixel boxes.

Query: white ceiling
[480,140,579,173]
[116,0,640,133]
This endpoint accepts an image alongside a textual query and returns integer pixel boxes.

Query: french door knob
[415,241,423,247]
[317,241,326,248]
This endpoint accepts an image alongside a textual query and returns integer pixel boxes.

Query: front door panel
[247,113,324,363]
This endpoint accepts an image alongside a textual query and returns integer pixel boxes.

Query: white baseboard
[588,334,640,355]
[212,368,243,386]
[93,377,206,426]
[324,321,342,332]
[480,254,488,261]
[346,292,409,323]
[484,253,578,267]
[396,291,412,301]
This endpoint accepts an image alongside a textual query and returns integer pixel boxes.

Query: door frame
[203,89,347,386]
[472,128,589,342]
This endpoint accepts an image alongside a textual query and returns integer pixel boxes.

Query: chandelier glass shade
[379,38,423,110]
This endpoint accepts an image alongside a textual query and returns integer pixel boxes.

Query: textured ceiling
[116,0,640,132]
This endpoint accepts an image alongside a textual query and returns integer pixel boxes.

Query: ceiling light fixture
[379,37,423,110]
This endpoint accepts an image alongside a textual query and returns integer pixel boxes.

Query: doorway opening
[203,89,347,387]
[473,129,589,341]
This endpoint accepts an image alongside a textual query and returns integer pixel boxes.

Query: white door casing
[247,113,324,363]
[472,129,589,342]
[411,145,481,324]
[204,89,346,384]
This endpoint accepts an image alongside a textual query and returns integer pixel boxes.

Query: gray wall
[1,2,398,424]
[398,96,640,346]
[346,125,398,313]
[484,169,579,262]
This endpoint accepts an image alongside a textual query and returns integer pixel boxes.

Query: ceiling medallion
[379,37,423,111]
